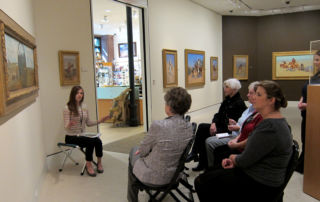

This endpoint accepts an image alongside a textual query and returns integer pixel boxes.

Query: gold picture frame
[185,49,205,87]
[233,55,248,80]
[59,50,80,86]
[162,49,178,88]
[0,10,39,116]
[272,50,315,80]
[210,56,218,81]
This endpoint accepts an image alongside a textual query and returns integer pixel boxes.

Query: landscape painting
[272,51,315,80]
[162,49,178,88]
[5,34,35,92]
[233,55,248,80]
[210,56,218,81]
[185,49,205,87]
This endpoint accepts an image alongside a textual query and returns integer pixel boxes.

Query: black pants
[211,145,240,169]
[127,146,140,202]
[192,123,225,168]
[297,115,306,170]
[195,168,281,202]
[65,135,103,161]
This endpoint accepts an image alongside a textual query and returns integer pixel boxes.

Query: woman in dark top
[188,78,247,171]
[296,50,320,174]
[194,80,293,202]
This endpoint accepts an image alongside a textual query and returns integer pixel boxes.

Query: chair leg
[58,147,79,172]
[169,191,181,202]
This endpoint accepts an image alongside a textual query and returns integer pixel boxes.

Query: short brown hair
[164,87,192,115]
[255,80,287,110]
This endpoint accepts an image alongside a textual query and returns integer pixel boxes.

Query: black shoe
[192,164,204,172]
[186,153,199,163]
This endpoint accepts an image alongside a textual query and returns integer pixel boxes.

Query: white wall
[34,0,98,155]
[0,0,46,201]
[148,0,223,120]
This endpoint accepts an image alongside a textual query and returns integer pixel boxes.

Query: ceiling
[191,0,320,16]
[92,0,320,35]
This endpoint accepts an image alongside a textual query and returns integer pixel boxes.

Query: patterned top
[133,115,193,185]
[63,104,97,136]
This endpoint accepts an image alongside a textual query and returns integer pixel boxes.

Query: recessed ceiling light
[105,9,111,13]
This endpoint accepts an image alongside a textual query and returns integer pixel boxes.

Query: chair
[273,139,300,202]
[136,122,197,202]
[57,143,97,175]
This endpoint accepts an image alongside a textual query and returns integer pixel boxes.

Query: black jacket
[212,92,247,133]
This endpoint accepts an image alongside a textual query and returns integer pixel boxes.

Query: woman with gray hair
[187,78,247,171]
[127,87,193,202]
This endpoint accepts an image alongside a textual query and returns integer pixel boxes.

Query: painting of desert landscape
[185,49,205,87]
[5,34,35,92]
[272,51,315,80]
[275,55,314,77]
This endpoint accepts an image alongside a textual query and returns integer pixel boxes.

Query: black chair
[57,143,97,175]
[273,139,300,202]
[136,124,197,202]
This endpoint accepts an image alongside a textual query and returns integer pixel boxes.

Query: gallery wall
[223,10,320,100]
[0,0,46,201]
[148,0,223,120]
[34,0,98,155]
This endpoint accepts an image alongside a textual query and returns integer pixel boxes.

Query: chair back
[273,139,299,201]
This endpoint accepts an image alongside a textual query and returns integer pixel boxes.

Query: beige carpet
[103,132,146,154]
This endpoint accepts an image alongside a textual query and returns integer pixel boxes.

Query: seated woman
[194,80,293,202]
[209,110,262,169]
[205,81,262,169]
[187,78,247,171]
[127,87,193,202]
[63,86,109,177]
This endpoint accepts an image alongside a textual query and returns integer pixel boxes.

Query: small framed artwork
[162,49,178,88]
[272,50,315,80]
[233,55,248,80]
[0,10,39,116]
[210,56,218,81]
[118,42,137,58]
[59,50,80,86]
[185,49,205,87]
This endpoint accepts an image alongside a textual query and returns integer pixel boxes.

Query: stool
[57,143,97,175]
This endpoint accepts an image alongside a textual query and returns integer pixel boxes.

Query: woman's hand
[98,115,111,124]
[67,120,77,128]
[210,123,217,135]
[298,97,307,111]
[135,150,140,155]
[228,124,240,131]
[228,139,239,149]
[229,119,237,125]
[222,158,234,169]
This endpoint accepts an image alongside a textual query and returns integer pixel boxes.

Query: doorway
[91,0,147,146]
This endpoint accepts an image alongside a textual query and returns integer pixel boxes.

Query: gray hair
[224,78,241,91]
[248,81,259,91]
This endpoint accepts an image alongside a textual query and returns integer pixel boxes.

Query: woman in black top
[296,50,320,174]
[188,78,247,171]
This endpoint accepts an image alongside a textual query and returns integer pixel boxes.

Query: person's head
[253,80,287,112]
[247,81,259,104]
[314,50,320,72]
[223,78,241,97]
[164,87,192,116]
[68,86,84,106]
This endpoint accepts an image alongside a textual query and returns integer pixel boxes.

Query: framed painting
[233,55,248,80]
[0,10,39,116]
[59,50,80,86]
[210,56,218,81]
[162,49,178,88]
[185,49,205,87]
[118,42,137,58]
[272,51,315,80]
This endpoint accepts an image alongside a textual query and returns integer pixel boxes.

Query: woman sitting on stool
[63,86,109,177]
